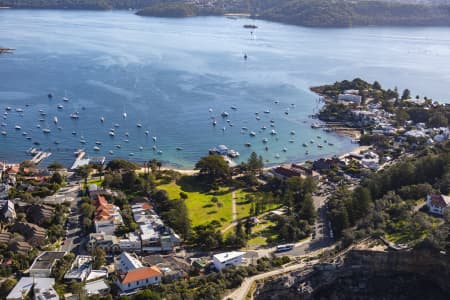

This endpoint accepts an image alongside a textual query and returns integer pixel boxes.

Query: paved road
[223,260,316,300]
[59,181,83,254]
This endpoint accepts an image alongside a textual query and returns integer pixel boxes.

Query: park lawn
[158,181,233,229]
[247,218,279,248]
[235,189,252,220]
[82,178,103,189]
[235,190,281,220]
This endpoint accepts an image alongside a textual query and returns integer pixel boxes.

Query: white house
[338,93,362,104]
[213,251,245,271]
[426,193,450,215]
[117,252,143,273]
[116,266,162,293]
[119,232,141,251]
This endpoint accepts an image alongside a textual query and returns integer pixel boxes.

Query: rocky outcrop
[254,249,450,300]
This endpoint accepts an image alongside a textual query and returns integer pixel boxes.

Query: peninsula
[2,0,450,28]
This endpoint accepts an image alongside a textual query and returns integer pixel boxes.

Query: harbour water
[1,10,450,168]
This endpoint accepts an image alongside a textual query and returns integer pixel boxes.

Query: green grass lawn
[158,181,233,229]
[235,190,281,220]
[246,218,279,248]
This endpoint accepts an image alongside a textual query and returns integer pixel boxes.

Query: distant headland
[2,0,450,28]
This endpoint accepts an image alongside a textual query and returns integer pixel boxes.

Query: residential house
[29,251,66,278]
[94,195,123,235]
[426,193,450,216]
[131,202,180,253]
[10,222,47,248]
[116,266,162,293]
[213,251,245,271]
[64,255,94,282]
[87,232,120,254]
[338,93,362,104]
[117,252,143,272]
[119,232,141,251]
[84,280,110,297]
[0,200,16,222]
[115,252,162,293]
[6,277,58,300]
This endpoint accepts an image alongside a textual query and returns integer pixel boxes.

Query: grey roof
[84,279,109,296]
[6,277,54,300]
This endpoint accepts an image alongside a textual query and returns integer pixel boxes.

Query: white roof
[213,251,245,263]
[84,279,109,296]
[140,224,159,240]
[119,252,143,271]
[7,277,54,300]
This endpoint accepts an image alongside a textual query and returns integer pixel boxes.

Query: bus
[275,244,294,253]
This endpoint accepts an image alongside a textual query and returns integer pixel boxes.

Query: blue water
[1,10,450,168]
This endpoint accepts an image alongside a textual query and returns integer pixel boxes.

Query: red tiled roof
[97,195,108,206]
[120,267,161,284]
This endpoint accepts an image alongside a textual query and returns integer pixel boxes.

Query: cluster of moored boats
[1,93,170,157]
[208,100,335,159]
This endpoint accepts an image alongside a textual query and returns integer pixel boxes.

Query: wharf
[71,150,89,170]
[30,151,52,165]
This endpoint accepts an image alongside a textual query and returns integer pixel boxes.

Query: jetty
[30,151,52,165]
[71,150,89,170]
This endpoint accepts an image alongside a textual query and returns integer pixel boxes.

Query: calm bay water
[1,10,450,168]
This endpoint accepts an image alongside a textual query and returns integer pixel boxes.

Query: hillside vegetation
[2,0,450,27]
[257,0,450,27]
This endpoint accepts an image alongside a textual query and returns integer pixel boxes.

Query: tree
[122,171,137,189]
[148,159,159,174]
[372,81,381,90]
[76,164,93,184]
[49,172,64,185]
[195,155,230,183]
[69,281,85,298]
[351,187,372,222]
[428,111,448,128]
[0,278,17,298]
[247,152,264,175]
[401,88,411,100]
[92,247,106,269]
[47,161,64,170]
[106,159,138,171]
[299,194,316,225]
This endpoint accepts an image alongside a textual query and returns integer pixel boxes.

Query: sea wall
[254,249,450,300]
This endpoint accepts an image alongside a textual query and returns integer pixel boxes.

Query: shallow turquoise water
[1,10,450,168]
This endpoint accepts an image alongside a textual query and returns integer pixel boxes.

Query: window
[146,279,148,283]
[128,283,130,288]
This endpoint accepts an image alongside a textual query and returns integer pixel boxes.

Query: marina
[2,11,449,167]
